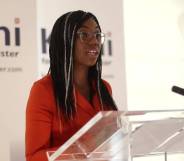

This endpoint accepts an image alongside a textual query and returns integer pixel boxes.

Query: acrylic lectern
[46,110,184,161]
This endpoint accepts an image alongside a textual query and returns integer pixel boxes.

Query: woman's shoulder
[30,74,54,98]
[27,74,55,111]
[34,74,52,87]
[33,74,52,89]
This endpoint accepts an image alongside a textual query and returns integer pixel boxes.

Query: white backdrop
[0,0,37,160]
[124,0,184,110]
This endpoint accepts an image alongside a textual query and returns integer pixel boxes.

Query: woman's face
[74,18,102,68]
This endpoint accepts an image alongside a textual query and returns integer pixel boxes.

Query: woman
[25,10,117,161]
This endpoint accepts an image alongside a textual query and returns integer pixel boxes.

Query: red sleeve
[25,82,57,161]
[102,79,112,95]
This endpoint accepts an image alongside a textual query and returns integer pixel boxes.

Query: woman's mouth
[87,50,99,57]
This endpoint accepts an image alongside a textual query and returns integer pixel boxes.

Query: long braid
[96,62,104,110]
[64,12,73,117]
[65,25,77,119]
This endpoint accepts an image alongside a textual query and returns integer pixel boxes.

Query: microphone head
[172,86,184,96]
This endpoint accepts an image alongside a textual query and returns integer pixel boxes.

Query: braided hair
[49,10,117,121]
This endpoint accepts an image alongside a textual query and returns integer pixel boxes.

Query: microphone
[172,86,184,96]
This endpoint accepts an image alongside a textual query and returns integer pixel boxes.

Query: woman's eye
[81,32,88,38]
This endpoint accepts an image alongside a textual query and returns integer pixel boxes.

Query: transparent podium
[46,110,184,161]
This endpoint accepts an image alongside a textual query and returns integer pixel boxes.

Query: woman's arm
[25,82,56,161]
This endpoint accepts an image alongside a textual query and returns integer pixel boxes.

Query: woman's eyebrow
[80,25,99,29]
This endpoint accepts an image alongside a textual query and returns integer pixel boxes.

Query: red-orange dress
[25,75,112,161]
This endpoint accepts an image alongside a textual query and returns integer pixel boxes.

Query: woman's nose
[88,34,99,44]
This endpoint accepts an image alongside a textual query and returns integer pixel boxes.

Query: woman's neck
[73,65,91,101]
[73,65,89,87]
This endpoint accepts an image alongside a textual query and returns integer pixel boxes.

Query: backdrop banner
[0,0,37,160]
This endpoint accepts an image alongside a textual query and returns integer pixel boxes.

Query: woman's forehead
[79,18,99,30]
